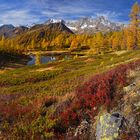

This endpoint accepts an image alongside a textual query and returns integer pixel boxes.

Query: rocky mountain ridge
[45,16,125,34]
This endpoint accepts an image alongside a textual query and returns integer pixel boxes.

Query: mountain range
[45,16,124,34]
[0,16,125,39]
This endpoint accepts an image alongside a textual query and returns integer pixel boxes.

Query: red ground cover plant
[0,95,57,126]
[59,59,140,131]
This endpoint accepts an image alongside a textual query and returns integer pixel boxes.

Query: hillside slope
[15,22,74,46]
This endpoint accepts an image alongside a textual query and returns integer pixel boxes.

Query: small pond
[27,54,74,66]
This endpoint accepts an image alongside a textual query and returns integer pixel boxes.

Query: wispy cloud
[96,11,122,21]
[0,9,41,26]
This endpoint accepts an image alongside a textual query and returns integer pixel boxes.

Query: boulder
[96,112,124,140]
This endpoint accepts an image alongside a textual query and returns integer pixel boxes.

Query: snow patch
[89,25,96,28]
[67,26,77,30]
[81,24,88,29]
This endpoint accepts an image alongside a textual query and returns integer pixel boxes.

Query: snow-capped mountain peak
[65,16,124,34]
[45,16,124,34]
[45,19,65,24]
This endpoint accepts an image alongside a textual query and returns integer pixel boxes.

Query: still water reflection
[27,54,73,65]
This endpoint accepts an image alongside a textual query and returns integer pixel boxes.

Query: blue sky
[0,0,138,26]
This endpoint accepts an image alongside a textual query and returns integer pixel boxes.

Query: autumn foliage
[59,59,140,129]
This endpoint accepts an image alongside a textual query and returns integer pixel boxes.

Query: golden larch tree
[129,2,140,49]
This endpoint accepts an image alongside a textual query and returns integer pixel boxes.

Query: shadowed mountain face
[0,25,28,38]
[0,25,15,37]
[13,26,29,36]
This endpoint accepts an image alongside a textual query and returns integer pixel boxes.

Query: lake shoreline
[25,50,70,55]
[0,52,31,71]
[0,50,87,71]
[25,50,88,56]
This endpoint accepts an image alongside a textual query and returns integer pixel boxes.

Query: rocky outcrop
[96,112,126,140]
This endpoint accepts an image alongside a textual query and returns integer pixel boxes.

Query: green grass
[1,50,140,100]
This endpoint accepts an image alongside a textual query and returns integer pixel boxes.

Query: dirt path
[35,67,55,72]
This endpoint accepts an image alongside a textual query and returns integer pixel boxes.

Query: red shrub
[61,107,79,126]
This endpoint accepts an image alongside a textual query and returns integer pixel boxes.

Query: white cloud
[0,9,41,26]
[96,11,122,21]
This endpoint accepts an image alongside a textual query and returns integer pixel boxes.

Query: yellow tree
[120,30,127,50]
[95,32,104,53]
[0,36,5,51]
[31,39,35,50]
[70,38,79,51]
[129,2,140,49]
[65,38,71,48]
[112,38,119,51]
[53,34,64,49]
[112,32,122,51]
[125,28,135,50]
[41,39,49,50]
[1,36,5,46]
[35,53,41,65]
[103,36,110,52]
